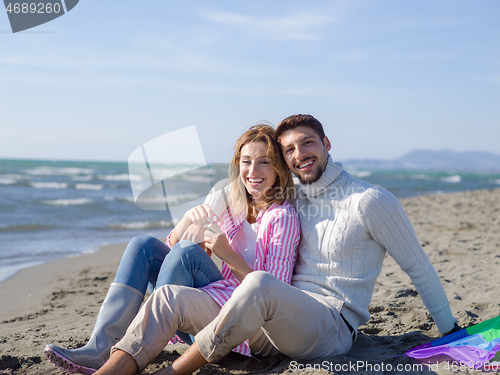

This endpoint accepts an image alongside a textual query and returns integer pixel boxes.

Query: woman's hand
[185,204,218,226]
[169,204,218,246]
[204,223,252,282]
[179,223,209,253]
[203,222,231,257]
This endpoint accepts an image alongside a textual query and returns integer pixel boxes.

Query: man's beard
[294,160,326,185]
[296,168,323,184]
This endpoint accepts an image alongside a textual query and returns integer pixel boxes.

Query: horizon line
[1,148,500,165]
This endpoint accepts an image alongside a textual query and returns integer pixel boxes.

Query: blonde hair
[229,123,294,219]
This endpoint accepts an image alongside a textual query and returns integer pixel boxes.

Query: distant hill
[341,149,500,171]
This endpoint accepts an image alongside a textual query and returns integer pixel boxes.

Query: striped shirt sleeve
[260,203,301,284]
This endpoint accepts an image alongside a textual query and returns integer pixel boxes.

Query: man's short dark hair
[276,114,326,142]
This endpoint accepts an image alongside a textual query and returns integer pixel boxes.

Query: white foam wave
[440,175,462,183]
[98,174,142,181]
[25,166,94,176]
[350,170,371,178]
[167,193,201,205]
[134,195,166,204]
[107,220,173,230]
[0,178,16,185]
[72,175,93,182]
[43,198,93,205]
[0,173,30,185]
[411,174,434,181]
[31,182,69,189]
[75,183,103,190]
[495,179,500,185]
[149,167,194,180]
[2,174,26,179]
[132,193,201,205]
[181,175,212,183]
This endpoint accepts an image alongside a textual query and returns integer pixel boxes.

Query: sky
[1,0,499,164]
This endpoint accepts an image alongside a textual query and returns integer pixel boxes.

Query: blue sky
[1,0,499,163]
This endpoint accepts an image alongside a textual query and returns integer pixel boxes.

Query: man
[94,114,459,375]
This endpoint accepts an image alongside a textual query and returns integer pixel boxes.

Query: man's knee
[237,271,281,296]
[246,270,280,284]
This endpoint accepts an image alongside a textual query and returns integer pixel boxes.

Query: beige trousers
[113,271,353,370]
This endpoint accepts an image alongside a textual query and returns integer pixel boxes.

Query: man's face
[278,126,331,184]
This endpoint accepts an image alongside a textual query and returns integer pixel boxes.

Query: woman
[45,124,300,374]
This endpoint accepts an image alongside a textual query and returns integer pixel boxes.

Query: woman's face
[239,141,278,203]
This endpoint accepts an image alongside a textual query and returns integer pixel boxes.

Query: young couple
[45,115,460,375]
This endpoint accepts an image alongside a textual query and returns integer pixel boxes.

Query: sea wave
[167,193,201,205]
[130,193,201,206]
[148,167,196,180]
[350,170,372,178]
[75,183,104,190]
[0,173,27,179]
[117,196,135,202]
[440,175,462,183]
[31,182,69,189]
[72,175,93,181]
[106,220,174,230]
[0,224,54,232]
[25,166,94,176]
[0,173,30,184]
[43,198,93,205]
[98,174,142,181]
[0,178,17,185]
[180,175,213,183]
[411,174,434,181]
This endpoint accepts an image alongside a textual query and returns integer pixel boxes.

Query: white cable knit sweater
[291,157,456,334]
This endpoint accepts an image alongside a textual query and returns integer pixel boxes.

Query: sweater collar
[297,156,343,197]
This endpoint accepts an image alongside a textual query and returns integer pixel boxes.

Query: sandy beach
[1,188,499,375]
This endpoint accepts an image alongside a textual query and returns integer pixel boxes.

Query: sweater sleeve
[358,188,457,334]
[262,205,301,284]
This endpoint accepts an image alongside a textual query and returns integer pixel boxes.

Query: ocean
[1,158,500,282]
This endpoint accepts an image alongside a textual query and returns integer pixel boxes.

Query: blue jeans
[114,235,223,344]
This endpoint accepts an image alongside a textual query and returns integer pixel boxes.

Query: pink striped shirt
[167,200,300,357]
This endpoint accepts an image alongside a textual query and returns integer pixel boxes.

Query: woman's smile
[240,141,278,203]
